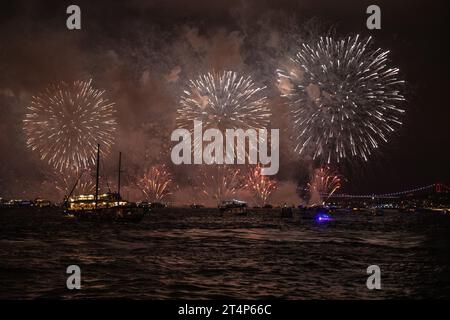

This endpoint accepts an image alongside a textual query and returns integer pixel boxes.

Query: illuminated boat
[63,144,148,222]
[314,207,333,222]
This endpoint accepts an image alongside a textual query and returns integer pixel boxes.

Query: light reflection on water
[0,208,449,299]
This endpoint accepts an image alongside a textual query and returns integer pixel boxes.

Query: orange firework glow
[245,164,277,206]
[307,166,342,204]
[138,165,173,202]
[198,165,243,205]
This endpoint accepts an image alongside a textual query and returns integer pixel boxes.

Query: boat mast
[117,151,122,202]
[94,143,100,209]
[64,170,84,208]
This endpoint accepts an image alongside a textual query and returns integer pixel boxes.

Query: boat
[219,199,248,215]
[281,204,294,218]
[63,144,148,222]
[312,207,333,222]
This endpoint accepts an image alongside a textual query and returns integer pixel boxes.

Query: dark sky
[0,0,449,201]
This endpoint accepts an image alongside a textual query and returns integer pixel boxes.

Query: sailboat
[63,144,147,222]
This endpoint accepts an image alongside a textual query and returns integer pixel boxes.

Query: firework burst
[277,35,406,164]
[197,165,243,205]
[245,164,277,206]
[23,79,117,172]
[55,170,95,197]
[307,166,342,203]
[177,71,270,132]
[138,165,173,202]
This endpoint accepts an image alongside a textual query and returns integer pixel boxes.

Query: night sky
[0,0,448,202]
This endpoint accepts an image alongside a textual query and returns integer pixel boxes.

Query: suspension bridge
[325,183,449,199]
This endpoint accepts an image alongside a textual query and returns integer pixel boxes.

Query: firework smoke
[245,164,277,206]
[277,35,406,164]
[23,79,117,172]
[138,164,173,202]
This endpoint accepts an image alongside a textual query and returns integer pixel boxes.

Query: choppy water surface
[0,208,449,299]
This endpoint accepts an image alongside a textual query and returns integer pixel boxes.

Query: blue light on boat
[316,213,332,222]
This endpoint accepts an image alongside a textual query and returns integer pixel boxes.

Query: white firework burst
[277,35,406,163]
[177,71,270,132]
[23,79,117,172]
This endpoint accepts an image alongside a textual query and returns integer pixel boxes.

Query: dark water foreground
[0,208,449,299]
